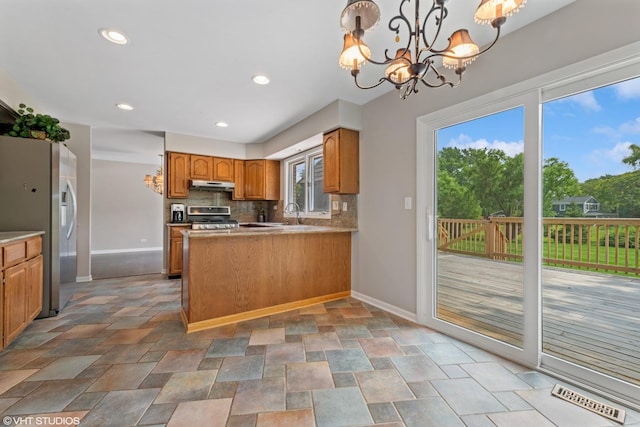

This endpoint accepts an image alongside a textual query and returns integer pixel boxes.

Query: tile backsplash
[164,190,358,229]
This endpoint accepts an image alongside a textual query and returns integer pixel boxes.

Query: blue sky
[437,77,640,182]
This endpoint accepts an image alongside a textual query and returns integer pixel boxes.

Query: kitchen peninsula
[180,225,354,332]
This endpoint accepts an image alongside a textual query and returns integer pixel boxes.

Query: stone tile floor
[0,274,639,426]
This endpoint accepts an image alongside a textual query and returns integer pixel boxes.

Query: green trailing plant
[4,103,70,142]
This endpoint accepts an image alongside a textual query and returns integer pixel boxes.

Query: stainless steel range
[188,206,239,230]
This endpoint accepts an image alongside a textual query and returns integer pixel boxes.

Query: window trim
[284,146,331,219]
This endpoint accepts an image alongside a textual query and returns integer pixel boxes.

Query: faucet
[284,202,301,224]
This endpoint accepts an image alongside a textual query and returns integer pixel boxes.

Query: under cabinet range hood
[189,179,235,192]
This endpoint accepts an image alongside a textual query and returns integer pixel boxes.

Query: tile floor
[1,274,639,427]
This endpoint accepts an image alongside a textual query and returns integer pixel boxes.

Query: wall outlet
[273,205,278,210]
[332,200,339,211]
[342,202,348,212]
[140,238,148,243]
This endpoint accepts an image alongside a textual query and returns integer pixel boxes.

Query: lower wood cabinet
[27,255,43,320]
[4,262,28,345]
[1,235,43,349]
[168,225,190,277]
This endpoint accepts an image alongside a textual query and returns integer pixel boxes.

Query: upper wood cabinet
[213,157,234,181]
[188,155,233,181]
[190,155,212,180]
[323,128,359,194]
[167,152,190,198]
[244,160,280,200]
[232,159,245,200]
[167,152,278,200]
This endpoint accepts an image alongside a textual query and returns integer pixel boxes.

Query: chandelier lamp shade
[338,0,526,99]
[144,154,164,195]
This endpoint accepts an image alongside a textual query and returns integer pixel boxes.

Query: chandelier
[338,0,526,99]
[144,154,164,195]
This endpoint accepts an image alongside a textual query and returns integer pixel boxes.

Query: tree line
[438,144,640,219]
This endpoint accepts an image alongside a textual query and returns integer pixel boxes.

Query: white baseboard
[351,291,418,324]
[161,268,167,274]
[91,247,163,255]
[76,275,92,282]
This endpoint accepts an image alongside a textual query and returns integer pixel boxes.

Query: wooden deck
[437,253,640,386]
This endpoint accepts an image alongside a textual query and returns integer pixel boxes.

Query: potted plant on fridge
[4,103,70,142]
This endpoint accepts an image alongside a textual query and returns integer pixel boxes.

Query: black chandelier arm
[419,0,447,53]
[353,40,406,66]
[417,62,459,89]
[388,0,413,38]
[351,71,416,89]
[419,70,462,89]
[399,79,419,99]
[351,72,392,90]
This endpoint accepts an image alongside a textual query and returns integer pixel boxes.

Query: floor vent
[551,384,626,424]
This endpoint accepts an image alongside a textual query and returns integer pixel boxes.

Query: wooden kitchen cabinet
[323,128,359,194]
[168,225,190,277]
[168,152,190,198]
[213,157,234,181]
[1,235,43,349]
[189,155,233,181]
[27,255,43,320]
[232,159,245,200]
[244,160,280,200]
[4,262,28,345]
[190,155,212,180]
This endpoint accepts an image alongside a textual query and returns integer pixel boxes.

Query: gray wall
[355,0,640,314]
[91,159,163,252]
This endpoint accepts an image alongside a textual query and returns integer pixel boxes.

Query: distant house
[551,196,617,218]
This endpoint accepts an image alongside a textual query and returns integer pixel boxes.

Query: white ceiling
[0,0,574,159]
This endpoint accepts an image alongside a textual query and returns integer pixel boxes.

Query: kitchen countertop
[183,224,357,238]
[0,231,45,244]
[167,223,191,227]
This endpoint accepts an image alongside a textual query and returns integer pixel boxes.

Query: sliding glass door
[542,77,640,389]
[435,107,525,348]
[417,57,640,407]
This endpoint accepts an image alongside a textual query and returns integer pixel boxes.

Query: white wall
[253,99,363,159]
[91,159,163,252]
[165,132,247,158]
[0,69,38,113]
[355,0,640,314]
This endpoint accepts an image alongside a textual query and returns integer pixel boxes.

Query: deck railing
[438,217,640,275]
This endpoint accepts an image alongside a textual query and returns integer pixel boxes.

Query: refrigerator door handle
[66,179,77,240]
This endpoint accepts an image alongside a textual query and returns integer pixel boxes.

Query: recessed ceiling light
[252,75,270,85]
[116,103,134,111]
[99,28,129,45]
[215,122,229,128]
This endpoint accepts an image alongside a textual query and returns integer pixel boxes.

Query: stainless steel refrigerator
[0,135,77,318]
